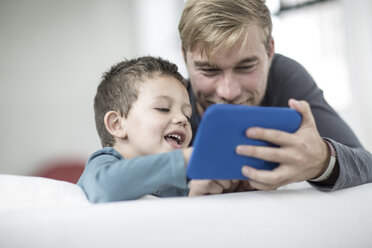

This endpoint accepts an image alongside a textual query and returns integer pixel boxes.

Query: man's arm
[246,54,372,190]
[310,139,372,191]
[238,99,372,190]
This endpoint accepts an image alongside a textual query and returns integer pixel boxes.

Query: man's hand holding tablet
[187,104,302,180]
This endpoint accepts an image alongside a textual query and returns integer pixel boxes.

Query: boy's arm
[78,149,188,202]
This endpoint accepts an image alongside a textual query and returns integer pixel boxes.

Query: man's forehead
[193,57,258,67]
[187,25,265,61]
[188,44,260,67]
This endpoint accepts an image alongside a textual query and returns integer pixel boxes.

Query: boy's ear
[104,111,127,139]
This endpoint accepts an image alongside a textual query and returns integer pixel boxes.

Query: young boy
[78,56,235,202]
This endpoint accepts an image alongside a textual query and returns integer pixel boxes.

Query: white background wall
[271,0,372,149]
[343,0,372,151]
[0,0,371,175]
[0,0,137,174]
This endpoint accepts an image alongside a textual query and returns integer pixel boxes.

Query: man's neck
[196,102,205,117]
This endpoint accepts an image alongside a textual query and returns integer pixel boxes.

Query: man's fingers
[236,145,291,164]
[241,165,291,188]
[247,180,279,191]
[288,99,314,127]
[244,127,296,147]
[234,100,325,190]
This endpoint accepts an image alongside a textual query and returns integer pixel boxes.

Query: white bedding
[1,174,372,248]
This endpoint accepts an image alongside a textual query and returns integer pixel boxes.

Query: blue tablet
[186,104,302,179]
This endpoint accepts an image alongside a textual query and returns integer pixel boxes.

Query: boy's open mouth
[164,132,186,148]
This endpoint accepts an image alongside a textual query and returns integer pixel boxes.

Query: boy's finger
[215,180,232,190]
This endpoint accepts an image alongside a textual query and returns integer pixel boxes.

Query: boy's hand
[234,180,256,192]
[188,179,239,196]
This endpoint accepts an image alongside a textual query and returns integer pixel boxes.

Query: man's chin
[196,97,258,116]
[202,100,255,107]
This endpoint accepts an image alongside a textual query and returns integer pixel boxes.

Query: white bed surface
[1,174,371,248]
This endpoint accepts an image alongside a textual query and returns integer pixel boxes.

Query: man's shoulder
[269,53,313,81]
[264,54,318,106]
[271,54,303,71]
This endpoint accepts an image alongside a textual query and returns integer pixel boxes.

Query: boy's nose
[172,113,188,126]
[216,73,242,101]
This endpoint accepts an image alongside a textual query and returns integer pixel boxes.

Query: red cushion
[35,159,86,184]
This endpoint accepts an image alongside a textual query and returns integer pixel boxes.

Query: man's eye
[156,108,169,112]
[201,68,219,74]
[236,65,255,71]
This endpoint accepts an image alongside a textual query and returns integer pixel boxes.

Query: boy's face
[184,25,274,115]
[122,75,192,158]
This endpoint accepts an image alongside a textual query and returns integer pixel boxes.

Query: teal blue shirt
[77,148,189,203]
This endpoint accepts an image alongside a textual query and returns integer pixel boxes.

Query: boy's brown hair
[94,56,187,147]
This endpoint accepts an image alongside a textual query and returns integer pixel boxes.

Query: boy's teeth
[170,134,181,141]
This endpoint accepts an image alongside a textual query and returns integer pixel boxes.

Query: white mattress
[1,174,371,248]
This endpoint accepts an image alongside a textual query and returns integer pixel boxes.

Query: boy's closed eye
[155,108,191,122]
[155,108,170,112]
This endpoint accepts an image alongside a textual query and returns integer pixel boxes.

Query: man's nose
[216,72,242,101]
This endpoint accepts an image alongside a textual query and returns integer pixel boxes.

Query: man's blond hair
[178,0,272,59]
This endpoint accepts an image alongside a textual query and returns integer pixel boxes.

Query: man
[178,0,372,191]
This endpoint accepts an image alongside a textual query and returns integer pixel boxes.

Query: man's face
[184,25,274,115]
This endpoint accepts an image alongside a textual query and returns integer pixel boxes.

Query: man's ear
[104,111,127,139]
[268,36,275,62]
[181,46,187,63]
